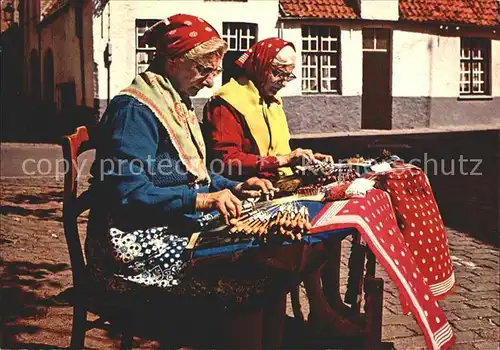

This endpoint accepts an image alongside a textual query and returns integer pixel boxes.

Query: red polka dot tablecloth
[310,189,455,349]
[368,164,455,299]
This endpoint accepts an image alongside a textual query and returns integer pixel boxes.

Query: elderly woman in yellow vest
[203,37,332,182]
[203,38,359,336]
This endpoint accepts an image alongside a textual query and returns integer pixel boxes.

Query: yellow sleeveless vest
[214,78,293,177]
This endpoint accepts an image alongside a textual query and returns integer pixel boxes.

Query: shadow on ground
[0,259,69,348]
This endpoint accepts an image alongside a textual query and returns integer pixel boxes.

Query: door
[361,28,392,130]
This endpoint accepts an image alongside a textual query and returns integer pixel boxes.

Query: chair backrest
[61,126,94,288]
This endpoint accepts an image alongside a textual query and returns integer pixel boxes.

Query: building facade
[279,0,500,133]
[6,0,94,140]
[13,0,500,139]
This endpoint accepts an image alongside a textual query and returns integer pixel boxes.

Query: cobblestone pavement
[1,176,499,349]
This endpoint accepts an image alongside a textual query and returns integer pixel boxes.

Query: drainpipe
[77,0,86,106]
[37,16,42,101]
[105,2,111,105]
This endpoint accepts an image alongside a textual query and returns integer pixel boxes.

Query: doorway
[361,28,392,130]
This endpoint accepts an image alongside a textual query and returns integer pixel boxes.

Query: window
[136,19,161,74]
[460,38,491,96]
[362,28,390,52]
[221,22,257,83]
[301,26,340,93]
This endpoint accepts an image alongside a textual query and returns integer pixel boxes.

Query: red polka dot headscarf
[143,14,221,57]
[236,37,295,91]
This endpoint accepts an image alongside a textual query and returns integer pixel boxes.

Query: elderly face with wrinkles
[262,61,296,98]
[165,53,223,96]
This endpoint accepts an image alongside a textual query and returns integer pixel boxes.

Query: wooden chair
[62,126,136,349]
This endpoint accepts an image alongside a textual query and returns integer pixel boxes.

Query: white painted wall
[491,39,500,97]
[360,0,398,21]
[93,2,111,106]
[428,35,461,97]
[340,26,363,96]
[93,0,280,102]
[392,30,432,97]
[393,30,499,97]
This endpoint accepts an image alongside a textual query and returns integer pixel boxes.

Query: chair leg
[364,277,384,348]
[290,285,304,321]
[321,239,353,316]
[304,269,361,335]
[120,333,133,350]
[70,305,87,349]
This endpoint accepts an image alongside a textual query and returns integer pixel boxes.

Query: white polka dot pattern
[310,188,455,349]
[370,165,455,299]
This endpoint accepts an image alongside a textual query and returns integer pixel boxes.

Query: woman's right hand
[195,189,242,224]
[277,148,316,167]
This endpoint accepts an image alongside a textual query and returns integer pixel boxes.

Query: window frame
[221,22,258,84]
[301,25,341,95]
[135,19,161,75]
[222,22,258,52]
[459,37,491,97]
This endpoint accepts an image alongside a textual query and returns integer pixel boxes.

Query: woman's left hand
[233,177,279,200]
[314,153,334,163]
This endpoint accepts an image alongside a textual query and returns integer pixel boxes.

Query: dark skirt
[85,218,298,311]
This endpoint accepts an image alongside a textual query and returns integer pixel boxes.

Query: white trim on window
[301,25,341,94]
[459,38,491,96]
[136,19,160,75]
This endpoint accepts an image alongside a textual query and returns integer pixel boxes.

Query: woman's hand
[314,153,334,163]
[233,177,279,200]
[196,189,242,224]
[277,148,316,167]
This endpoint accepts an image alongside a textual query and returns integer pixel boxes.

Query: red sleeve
[203,99,280,179]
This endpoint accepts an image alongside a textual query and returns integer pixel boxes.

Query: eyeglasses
[195,63,223,77]
[271,68,297,82]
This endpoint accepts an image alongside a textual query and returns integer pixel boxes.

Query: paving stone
[455,331,482,344]
[454,271,485,280]
[452,285,474,294]
[452,318,497,332]
[440,301,473,311]
[382,325,416,340]
[475,328,500,341]
[390,335,426,349]
[401,320,422,335]
[464,252,499,261]
[385,304,403,314]
[474,258,500,266]
[383,314,415,326]
[461,283,499,293]
[465,299,500,309]
[443,293,469,302]
[453,307,499,320]
[473,342,500,350]
[453,343,480,350]
[383,306,396,315]
[460,291,500,301]
[443,311,461,321]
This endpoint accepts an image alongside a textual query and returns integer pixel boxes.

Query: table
[187,199,385,348]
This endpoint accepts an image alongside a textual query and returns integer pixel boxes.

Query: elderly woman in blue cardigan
[85,14,284,348]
